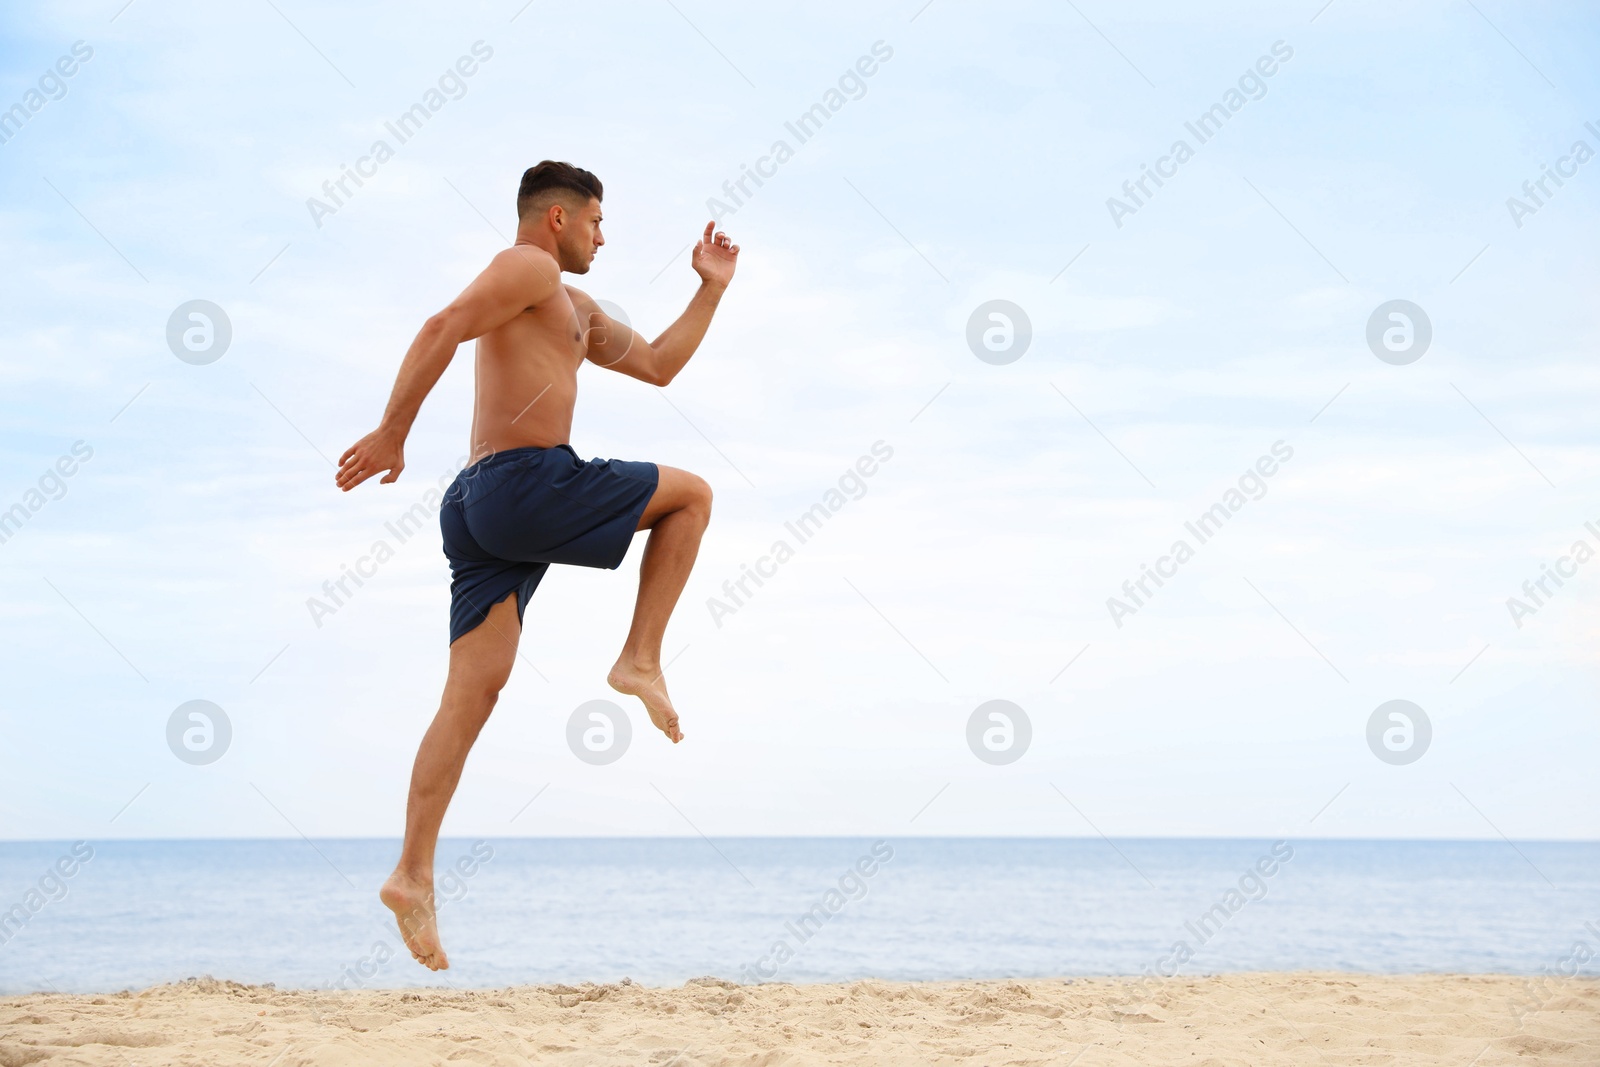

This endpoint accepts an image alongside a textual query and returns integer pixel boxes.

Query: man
[335,160,738,970]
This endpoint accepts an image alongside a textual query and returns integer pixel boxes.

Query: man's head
[517,160,604,273]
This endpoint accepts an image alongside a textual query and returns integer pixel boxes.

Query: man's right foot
[379,871,449,971]
[607,659,684,742]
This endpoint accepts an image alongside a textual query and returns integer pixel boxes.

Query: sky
[0,0,1596,843]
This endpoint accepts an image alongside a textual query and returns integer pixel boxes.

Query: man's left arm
[579,221,738,386]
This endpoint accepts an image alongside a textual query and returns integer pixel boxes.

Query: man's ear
[547,202,566,231]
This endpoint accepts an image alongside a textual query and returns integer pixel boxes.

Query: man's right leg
[380,591,521,971]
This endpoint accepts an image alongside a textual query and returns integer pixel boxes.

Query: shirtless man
[334,160,738,970]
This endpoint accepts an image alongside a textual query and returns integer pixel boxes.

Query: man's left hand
[691,221,739,289]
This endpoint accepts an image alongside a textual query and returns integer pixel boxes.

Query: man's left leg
[607,465,712,742]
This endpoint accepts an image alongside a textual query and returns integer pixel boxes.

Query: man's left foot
[607,658,684,742]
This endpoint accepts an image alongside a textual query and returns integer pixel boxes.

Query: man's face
[556,197,605,273]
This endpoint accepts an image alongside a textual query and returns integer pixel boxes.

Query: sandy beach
[3,971,1595,1065]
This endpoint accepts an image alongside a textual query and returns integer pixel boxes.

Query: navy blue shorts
[439,444,659,644]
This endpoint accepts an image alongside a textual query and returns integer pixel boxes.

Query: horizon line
[2,834,1596,845]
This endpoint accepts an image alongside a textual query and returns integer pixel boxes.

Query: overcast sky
[0,0,1596,843]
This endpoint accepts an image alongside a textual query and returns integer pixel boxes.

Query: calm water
[0,838,1595,994]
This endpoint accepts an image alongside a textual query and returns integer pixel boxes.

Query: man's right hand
[337,427,406,491]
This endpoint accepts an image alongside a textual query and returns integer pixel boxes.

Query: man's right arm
[336,247,561,491]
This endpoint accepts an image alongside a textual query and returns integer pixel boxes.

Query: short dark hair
[517,160,602,219]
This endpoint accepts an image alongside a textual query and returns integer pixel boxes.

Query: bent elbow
[651,367,677,387]
[423,309,465,345]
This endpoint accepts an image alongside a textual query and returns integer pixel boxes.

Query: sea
[1,838,1596,994]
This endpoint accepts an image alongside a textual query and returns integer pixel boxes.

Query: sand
[2,972,1596,1065]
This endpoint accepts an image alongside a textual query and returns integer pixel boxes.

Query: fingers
[336,444,367,487]
[335,454,393,491]
[336,468,370,492]
[335,436,404,490]
[701,222,737,252]
[335,452,366,489]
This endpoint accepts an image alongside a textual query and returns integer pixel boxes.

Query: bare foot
[608,659,684,742]
[379,871,449,971]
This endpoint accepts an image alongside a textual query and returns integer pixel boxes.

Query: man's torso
[469,283,589,461]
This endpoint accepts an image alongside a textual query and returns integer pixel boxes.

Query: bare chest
[485,293,587,371]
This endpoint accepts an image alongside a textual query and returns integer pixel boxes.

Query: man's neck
[514,229,559,261]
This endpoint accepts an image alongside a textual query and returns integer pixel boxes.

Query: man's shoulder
[489,245,563,294]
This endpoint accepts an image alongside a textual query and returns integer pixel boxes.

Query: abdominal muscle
[468,297,586,461]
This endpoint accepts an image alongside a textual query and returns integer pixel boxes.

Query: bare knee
[683,474,712,523]
[640,466,713,531]
[442,664,511,728]
[471,677,510,710]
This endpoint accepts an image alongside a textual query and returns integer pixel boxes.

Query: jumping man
[335,160,738,970]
